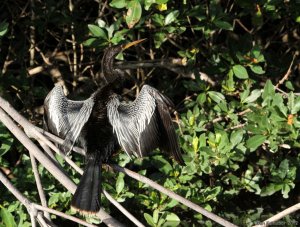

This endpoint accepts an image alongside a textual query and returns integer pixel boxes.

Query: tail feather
[71,157,101,214]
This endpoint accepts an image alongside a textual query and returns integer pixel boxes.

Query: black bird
[43,39,184,214]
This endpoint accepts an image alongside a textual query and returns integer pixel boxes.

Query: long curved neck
[101,46,123,84]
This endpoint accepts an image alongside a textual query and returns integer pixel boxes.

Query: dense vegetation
[0,0,300,226]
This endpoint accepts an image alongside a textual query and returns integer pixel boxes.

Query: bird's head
[101,38,146,83]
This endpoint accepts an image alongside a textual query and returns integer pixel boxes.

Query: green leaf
[116,173,125,194]
[204,186,222,201]
[88,24,107,39]
[0,207,17,227]
[208,91,225,103]
[156,0,169,3]
[285,81,294,91]
[197,93,206,105]
[152,13,164,26]
[144,213,156,227]
[282,183,292,198]
[246,135,266,150]
[213,20,233,30]
[164,10,179,25]
[110,0,127,8]
[242,89,261,104]
[144,0,156,10]
[154,32,166,48]
[111,29,128,44]
[0,22,8,37]
[0,123,14,157]
[232,65,248,79]
[152,155,173,174]
[250,65,265,74]
[163,212,180,227]
[230,130,244,147]
[292,96,300,114]
[262,80,275,107]
[192,136,199,152]
[126,0,142,28]
[153,209,159,224]
[262,80,275,99]
[83,37,97,46]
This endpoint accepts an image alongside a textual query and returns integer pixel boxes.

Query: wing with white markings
[107,85,184,164]
[43,85,94,152]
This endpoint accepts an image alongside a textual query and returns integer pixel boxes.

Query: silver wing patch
[107,85,184,164]
[44,85,95,153]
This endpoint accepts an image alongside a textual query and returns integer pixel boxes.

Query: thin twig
[29,0,36,66]
[275,53,297,88]
[115,59,216,86]
[0,170,31,213]
[34,204,98,227]
[103,190,145,227]
[29,152,51,221]
[0,169,47,227]
[253,203,300,227]
[233,19,253,34]
[0,169,96,227]
[36,214,49,227]
[69,0,78,85]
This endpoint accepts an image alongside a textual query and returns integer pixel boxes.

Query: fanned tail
[71,156,101,215]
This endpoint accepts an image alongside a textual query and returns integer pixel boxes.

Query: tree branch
[111,165,237,227]
[275,53,297,88]
[253,203,300,227]
[0,105,122,226]
[29,152,51,221]
[0,95,237,226]
[0,96,142,226]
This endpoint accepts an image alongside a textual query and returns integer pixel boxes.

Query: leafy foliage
[0,0,300,226]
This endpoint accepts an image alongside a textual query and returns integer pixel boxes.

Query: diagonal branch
[253,203,300,227]
[275,53,297,88]
[0,106,122,227]
[111,165,237,227]
[37,124,237,226]
[29,152,51,221]
[0,95,143,226]
[0,94,236,226]
[0,169,98,227]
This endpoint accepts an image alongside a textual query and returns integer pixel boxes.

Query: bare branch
[0,95,237,226]
[102,190,145,227]
[275,53,297,88]
[0,168,51,227]
[36,122,237,226]
[116,59,216,86]
[253,203,300,227]
[111,165,237,227]
[29,152,51,221]
[0,168,31,210]
[0,105,121,226]
[0,96,143,226]
[34,204,98,227]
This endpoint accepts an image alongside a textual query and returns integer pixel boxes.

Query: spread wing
[43,85,94,152]
[107,85,183,164]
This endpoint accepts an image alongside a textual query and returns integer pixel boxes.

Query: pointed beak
[121,38,147,50]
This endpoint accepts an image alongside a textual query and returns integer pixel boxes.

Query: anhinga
[43,39,184,214]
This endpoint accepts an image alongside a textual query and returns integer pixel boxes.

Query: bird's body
[43,39,184,214]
